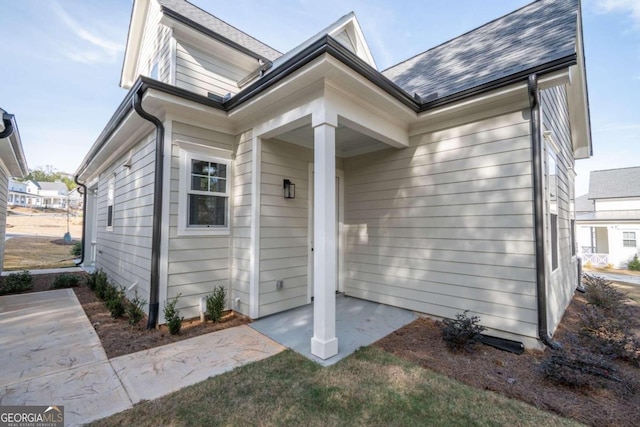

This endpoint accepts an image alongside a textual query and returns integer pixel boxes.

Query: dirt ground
[11,273,249,359]
[376,293,640,427]
[6,207,83,237]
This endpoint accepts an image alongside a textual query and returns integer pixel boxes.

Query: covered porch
[248,86,409,360]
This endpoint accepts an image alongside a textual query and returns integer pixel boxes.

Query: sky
[1,0,639,196]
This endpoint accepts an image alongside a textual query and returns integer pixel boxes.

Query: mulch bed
[7,272,250,359]
[375,294,640,427]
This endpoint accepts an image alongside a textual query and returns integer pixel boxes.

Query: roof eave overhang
[0,112,29,177]
[75,76,226,183]
[120,0,150,90]
[568,9,592,160]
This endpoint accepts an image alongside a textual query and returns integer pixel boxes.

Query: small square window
[623,232,636,248]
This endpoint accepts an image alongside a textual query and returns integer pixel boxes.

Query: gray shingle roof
[589,167,640,199]
[575,193,594,213]
[382,0,578,101]
[38,181,68,194]
[156,0,281,61]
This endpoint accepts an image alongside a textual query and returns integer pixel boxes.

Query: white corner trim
[169,29,177,86]
[249,135,261,319]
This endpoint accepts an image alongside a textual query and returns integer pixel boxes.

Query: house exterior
[8,178,41,207]
[38,181,69,209]
[576,167,640,268]
[75,0,592,357]
[0,109,29,267]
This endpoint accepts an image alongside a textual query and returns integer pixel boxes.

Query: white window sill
[177,227,230,237]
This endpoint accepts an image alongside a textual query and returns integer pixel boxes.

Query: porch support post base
[311,336,338,360]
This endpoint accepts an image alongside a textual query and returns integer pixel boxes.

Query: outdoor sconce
[283,179,295,199]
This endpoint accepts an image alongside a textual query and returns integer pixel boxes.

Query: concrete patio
[250,294,417,366]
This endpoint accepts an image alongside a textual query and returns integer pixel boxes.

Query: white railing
[581,252,609,266]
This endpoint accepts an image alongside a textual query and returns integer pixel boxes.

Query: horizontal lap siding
[343,110,538,338]
[136,1,171,83]
[96,135,155,304]
[175,41,244,97]
[0,169,8,268]
[231,131,253,316]
[542,85,577,334]
[259,140,312,317]
[167,122,235,319]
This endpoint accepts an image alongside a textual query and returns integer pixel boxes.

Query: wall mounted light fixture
[283,179,295,199]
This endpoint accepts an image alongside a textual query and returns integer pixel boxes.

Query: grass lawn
[3,236,77,270]
[90,347,580,427]
[614,281,640,304]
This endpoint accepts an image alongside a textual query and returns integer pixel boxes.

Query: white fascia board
[121,0,150,89]
[329,15,377,70]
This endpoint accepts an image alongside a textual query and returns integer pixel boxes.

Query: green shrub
[127,290,146,327]
[0,270,33,295]
[164,294,183,335]
[94,271,110,300]
[582,274,627,312]
[580,303,639,366]
[106,286,126,319]
[49,273,81,289]
[206,285,226,322]
[70,241,82,257]
[438,310,486,352]
[628,255,640,271]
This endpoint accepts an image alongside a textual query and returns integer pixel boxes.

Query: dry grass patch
[90,348,579,427]
[3,236,77,270]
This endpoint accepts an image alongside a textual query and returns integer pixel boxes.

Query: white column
[311,122,338,359]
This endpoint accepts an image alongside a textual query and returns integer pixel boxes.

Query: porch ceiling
[275,120,392,158]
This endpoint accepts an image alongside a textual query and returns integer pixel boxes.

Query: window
[547,146,559,271]
[107,176,114,231]
[179,147,230,235]
[550,213,558,270]
[623,232,636,248]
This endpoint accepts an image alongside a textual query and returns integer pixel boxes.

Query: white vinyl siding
[0,168,8,268]
[136,0,171,84]
[95,134,156,304]
[175,41,245,97]
[258,139,312,317]
[167,122,234,319]
[230,131,253,316]
[541,84,577,335]
[343,110,538,339]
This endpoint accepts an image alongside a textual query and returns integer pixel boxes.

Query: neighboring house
[38,181,69,209]
[75,0,592,357]
[8,178,41,207]
[0,108,29,267]
[576,167,640,268]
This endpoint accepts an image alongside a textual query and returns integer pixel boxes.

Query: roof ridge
[591,166,640,173]
[381,0,548,73]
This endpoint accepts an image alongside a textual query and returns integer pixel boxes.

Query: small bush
[0,270,33,295]
[582,274,627,312]
[70,241,82,257]
[50,273,81,289]
[206,285,226,322]
[438,310,486,352]
[541,348,619,388]
[580,304,639,366]
[127,290,146,327]
[628,255,640,271]
[106,286,126,319]
[164,294,183,335]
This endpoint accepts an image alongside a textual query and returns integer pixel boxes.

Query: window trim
[106,175,115,231]
[623,231,637,248]
[177,143,231,236]
[546,143,559,271]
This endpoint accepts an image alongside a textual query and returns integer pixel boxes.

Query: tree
[20,167,77,191]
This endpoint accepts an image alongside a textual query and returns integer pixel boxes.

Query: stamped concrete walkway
[0,289,284,426]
